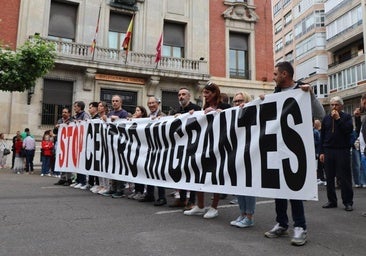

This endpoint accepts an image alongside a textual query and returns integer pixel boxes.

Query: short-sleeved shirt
[108,109,128,119]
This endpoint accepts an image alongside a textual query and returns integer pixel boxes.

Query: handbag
[3,148,11,155]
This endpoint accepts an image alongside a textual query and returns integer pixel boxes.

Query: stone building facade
[0,0,274,138]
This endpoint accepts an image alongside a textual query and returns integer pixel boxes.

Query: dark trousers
[76,173,86,185]
[111,180,125,192]
[88,175,99,186]
[24,150,35,172]
[146,185,165,199]
[317,158,326,181]
[324,148,354,206]
[134,183,144,194]
[275,199,306,230]
[179,190,196,204]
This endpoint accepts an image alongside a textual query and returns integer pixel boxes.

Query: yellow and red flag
[122,16,134,55]
[90,4,101,58]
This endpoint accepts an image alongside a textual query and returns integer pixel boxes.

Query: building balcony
[326,21,363,52]
[328,52,365,72]
[45,38,209,81]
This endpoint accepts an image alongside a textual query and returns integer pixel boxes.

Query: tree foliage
[0,35,55,92]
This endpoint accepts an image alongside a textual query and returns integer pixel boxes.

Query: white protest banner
[55,89,318,200]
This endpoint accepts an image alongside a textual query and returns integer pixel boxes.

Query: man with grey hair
[319,96,354,211]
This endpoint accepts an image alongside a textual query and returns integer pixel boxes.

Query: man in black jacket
[320,96,353,212]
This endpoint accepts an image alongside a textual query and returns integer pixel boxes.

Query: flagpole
[122,13,135,64]
[91,3,102,61]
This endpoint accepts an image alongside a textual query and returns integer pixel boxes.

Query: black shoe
[54,179,66,185]
[102,190,116,197]
[154,198,167,206]
[63,179,72,186]
[322,202,337,208]
[138,194,155,202]
[344,205,353,211]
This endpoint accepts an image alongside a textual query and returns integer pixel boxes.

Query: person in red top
[13,135,24,174]
[41,134,54,176]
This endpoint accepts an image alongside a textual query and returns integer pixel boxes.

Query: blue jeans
[275,199,306,230]
[237,195,256,215]
[41,155,51,175]
[359,154,366,185]
[351,148,361,185]
[25,149,35,172]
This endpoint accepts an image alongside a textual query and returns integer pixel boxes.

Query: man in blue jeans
[263,61,325,246]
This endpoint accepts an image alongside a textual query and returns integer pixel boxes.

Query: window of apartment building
[275,38,283,52]
[315,10,325,27]
[100,88,137,114]
[295,36,315,59]
[161,91,180,115]
[109,12,133,50]
[274,21,282,34]
[319,83,327,95]
[163,22,185,58]
[284,11,292,26]
[273,2,282,17]
[48,0,78,41]
[42,79,73,125]
[329,63,366,92]
[229,32,249,79]
[283,0,291,8]
[326,5,362,40]
[285,31,293,45]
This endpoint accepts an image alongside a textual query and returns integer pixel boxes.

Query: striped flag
[122,16,134,55]
[90,4,101,57]
[155,33,163,63]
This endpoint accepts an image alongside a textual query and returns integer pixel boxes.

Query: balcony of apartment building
[326,21,363,53]
[42,37,209,82]
[328,39,364,73]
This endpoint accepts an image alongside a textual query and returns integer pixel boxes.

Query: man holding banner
[138,96,167,206]
[101,95,129,198]
[263,61,325,246]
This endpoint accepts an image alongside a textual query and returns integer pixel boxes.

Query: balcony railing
[45,38,208,75]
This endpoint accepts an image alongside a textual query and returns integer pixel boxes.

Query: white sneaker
[74,183,83,189]
[46,173,51,177]
[203,207,218,219]
[69,182,77,187]
[133,192,143,200]
[40,174,44,177]
[98,188,108,195]
[92,186,102,193]
[230,215,244,226]
[291,227,307,246]
[235,217,254,228]
[80,184,90,190]
[90,185,99,192]
[184,206,206,216]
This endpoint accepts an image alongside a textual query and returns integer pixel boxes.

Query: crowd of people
[2,61,366,246]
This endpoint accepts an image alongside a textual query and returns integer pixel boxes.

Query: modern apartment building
[272,0,366,114]
[0,0,273,137]
[272,0,329,100]
[325,0,366,114]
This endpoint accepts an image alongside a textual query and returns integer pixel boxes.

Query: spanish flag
[90,4,101,58]
[122,16,134,55]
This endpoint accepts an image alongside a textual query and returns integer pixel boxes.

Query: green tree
[0,35,55,92]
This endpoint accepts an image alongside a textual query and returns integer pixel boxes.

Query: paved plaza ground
[0,167,365,256]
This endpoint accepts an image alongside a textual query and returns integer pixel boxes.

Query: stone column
[84,68,97,91]
[147,76,160,96]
